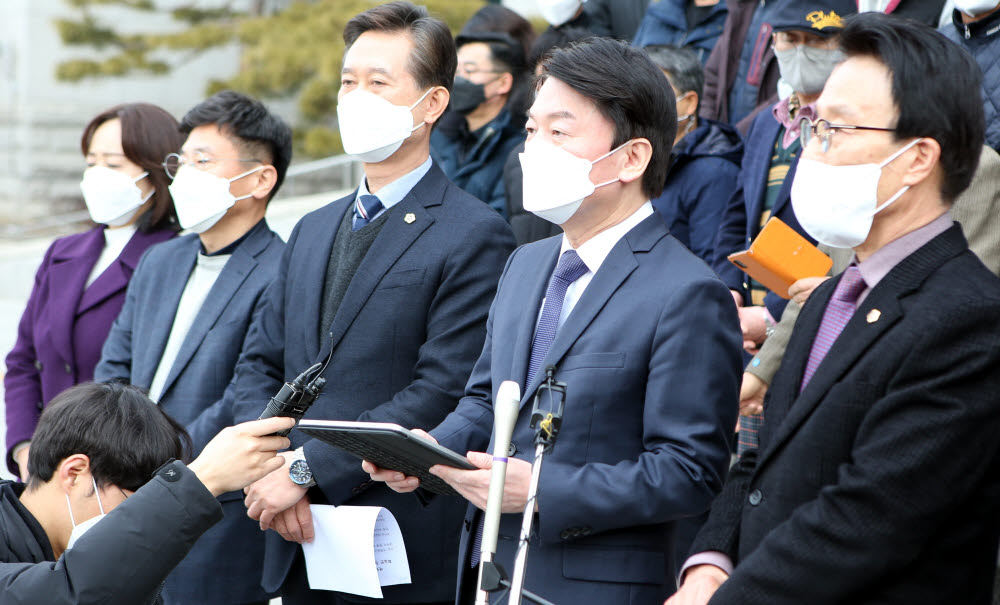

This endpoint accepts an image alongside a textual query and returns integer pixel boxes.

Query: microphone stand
[507,367,565,605]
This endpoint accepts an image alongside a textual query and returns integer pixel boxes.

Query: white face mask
[774,45,845,95]
[168,164,263,234]
[337,88,432,163]
[953,0,999,16]
[539,0,584,27]
[65,475,106,551]
[519,139,629,225]
[790,137,923,249]
[80,166,152,227]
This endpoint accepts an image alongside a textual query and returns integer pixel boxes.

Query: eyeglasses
[162,152,261,179]
[798,117,896,153]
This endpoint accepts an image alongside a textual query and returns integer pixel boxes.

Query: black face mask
[450,77,487,115]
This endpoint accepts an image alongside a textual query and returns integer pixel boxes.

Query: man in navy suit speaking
[214,2,517,604]
[369,37,742,604]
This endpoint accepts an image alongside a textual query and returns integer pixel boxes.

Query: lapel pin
[866,309,881,323]
[404,213,416,224]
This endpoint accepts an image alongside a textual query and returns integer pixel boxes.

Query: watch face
[289,459,312,485]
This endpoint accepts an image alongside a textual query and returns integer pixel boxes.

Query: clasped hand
[244,450,314,544]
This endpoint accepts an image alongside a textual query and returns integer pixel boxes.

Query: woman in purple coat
[5,104,183,478]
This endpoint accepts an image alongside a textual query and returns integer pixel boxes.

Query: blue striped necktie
[353,194,384,231]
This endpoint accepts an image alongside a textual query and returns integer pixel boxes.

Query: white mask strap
[228,165,264,184]
[591,140,632,166]
[65,493,77,527]
[878,137,922,168]
[872,185,910,215]
[140,189,154,205]
[91,475,105,515]
[589,140,632,188]
[408,87,434,111]
[408,88,435,134]
[132,171,149,184]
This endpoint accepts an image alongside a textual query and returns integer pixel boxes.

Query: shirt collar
[559,202,654,275]
[356,156,433,211]
[772,96,816,149]
[855,211,954,291]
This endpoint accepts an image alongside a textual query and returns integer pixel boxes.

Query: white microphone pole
[475,380,521,605]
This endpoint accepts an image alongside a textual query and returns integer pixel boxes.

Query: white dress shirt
[550,202,654,328]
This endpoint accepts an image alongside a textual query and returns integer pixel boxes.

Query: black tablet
[296,420,476,496]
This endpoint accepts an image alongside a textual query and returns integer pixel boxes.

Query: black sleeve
[0,461,223,605]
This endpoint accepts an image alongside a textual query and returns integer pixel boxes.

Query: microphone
[475,380,521,604]
[258,362,327,436]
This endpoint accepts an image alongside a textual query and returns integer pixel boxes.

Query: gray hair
[642,45,704,108]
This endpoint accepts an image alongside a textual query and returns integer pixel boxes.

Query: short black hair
[838,13,984,201]
[82,103,184,233]
[180,90,293,200]
[642,45,704,111]
[344,1,456,92]
[27,382,190,492]
[540,38,677,199]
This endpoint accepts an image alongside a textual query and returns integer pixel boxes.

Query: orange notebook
[727,217,832,299]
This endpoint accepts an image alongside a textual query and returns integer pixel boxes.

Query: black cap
[769,0,857,36]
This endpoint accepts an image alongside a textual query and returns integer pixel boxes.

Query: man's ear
[900,137,941,189]
[57,454,91,494]
[495,72,514,97]
[422,86,451,127]
[618,138,653,186]
[251,165,279,201]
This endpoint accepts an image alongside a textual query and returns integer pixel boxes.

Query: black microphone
[258,362,326,436]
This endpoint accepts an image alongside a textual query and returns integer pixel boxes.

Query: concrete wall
[0,0,244,223]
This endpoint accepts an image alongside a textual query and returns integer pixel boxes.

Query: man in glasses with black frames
[710,0,856,455]
[670,12,1000,605]
[95,90,291,605]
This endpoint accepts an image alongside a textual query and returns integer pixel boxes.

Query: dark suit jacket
[95,222,284,605]
[0,461,222,605]
[4,226,174,475]
[432,213,742,604]
[693,224,1000,604]
[711,108,813,320]
[216,162,516,602]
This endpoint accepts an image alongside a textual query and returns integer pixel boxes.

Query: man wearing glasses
[710,0,856,454]
[669,13,1000,605]
[95,90,292,605]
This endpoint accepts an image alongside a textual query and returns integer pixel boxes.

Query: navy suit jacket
[215,162,516,602]
[432,213,742,604]
[693,225,1000,604]
[95,222,285,605]
[711,108,814,320]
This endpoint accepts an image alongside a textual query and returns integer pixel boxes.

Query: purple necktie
[526,250,589,387]
[470,250,588,569]
[800,265,866,391]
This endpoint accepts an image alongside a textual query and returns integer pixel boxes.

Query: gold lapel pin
[866,309,881,323]
[404,213,416,224]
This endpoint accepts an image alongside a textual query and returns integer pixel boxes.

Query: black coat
[0,461,223,605]
[693,224,1000,604]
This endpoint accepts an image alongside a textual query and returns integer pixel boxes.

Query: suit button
[560,529,572,540]
[33,360,42,371]
[36,401,44,411]
[580,527,592,536]
[508,443,518,457]
[64,363,72,375]
[748,489,762,506]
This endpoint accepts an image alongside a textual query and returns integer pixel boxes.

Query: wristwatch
[763,308,776,339]
[288,448,316,487]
